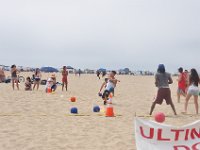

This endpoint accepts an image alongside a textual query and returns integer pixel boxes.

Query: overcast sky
[0,0,199,72]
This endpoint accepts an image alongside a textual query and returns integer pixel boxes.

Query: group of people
[10,65,42,91]
[10,65,69,92]
[6,64,200,114]
[150,64,200,115]
[10,64,120,105]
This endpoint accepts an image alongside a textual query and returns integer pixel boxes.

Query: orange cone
[47,87,52,93]
[105,105,115,117]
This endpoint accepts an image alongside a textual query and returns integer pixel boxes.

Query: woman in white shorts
[184,69,200,114]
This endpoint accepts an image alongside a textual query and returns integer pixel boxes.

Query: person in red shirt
[177,67,187,103]
[184,70,189,89]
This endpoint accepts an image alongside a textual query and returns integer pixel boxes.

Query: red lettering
[185,129,190,141]
[173,145,190,150]
[171,129,184,141]
[157,129,170,141]
[140,126,154,139]
[192,142,200,150]
[174,142,200,150]
[191,129,200,139]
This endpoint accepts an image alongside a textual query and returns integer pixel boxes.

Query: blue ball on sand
[71,107,78,114]
[93,106,100,112]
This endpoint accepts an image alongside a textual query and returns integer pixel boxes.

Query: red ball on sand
[70,97,76,102]
[154,112,165,123]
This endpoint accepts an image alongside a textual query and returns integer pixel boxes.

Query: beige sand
[0,72,199,150]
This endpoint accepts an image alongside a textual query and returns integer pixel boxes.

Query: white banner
[135,118,200,150]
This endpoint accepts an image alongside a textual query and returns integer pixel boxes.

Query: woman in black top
[11,65,19,90]
[33,68,41,90]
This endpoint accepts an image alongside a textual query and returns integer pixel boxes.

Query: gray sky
[0,0,199,72]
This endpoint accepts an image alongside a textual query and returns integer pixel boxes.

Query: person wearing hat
[46,74,57,92]
[150,64,177,115]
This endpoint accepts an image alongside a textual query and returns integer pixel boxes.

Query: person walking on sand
[150,64,177,115]
[78,69,81,77]
[11,65,19,90]
[177,67,187,103]
[183,68,200,114]
[33,68,42,90]
[62,66,68,91]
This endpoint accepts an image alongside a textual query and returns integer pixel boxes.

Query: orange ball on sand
[70,97,76,102]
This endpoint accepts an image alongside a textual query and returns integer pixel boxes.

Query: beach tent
[3,66,10,71]
[66,66,74,70]
[119,68,130,75]
[97,68,107,77]
[97,68,106,72]
[40,67,59,73]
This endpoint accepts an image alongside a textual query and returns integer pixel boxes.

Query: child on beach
[150,64,177,115]
[99,71,120,105]
[25,77,32,91]
[183,69,200,114]
[11,65,19,90]
[177,67,187,103]
[62,66,68,91]
[46,74,57,92]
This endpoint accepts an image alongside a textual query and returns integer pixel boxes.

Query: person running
[62,66,68,91]
[150,64,177,115]
[99,71,120,105]
[33,68,42,90]
[183,69,200,114]
[11,65,19,90]
[177,67,187,103]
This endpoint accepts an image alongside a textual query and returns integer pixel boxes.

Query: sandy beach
[0,72,199,150]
